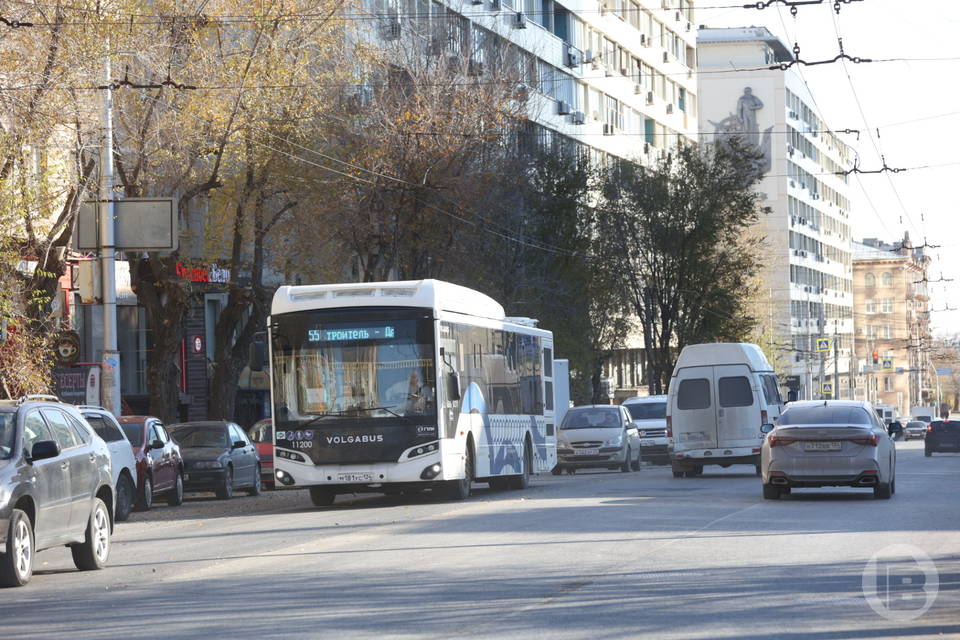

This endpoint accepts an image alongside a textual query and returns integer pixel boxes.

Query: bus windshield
[271,309,436,422]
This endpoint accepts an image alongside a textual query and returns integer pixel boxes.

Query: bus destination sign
[307,326,397,342]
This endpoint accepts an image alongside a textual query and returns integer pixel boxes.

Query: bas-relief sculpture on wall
[708,87,773,179]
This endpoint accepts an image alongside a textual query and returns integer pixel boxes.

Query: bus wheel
[444,449,473,500]
[509,440,532,490]
[309,486,336,507]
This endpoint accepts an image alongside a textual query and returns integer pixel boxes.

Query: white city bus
[266,279,557,506]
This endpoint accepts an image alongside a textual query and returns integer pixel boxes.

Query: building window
[882,325,893,339]
[881,299,894,314]
[882,272,894,286]
[865,299,876,314]
[864,273,875,287]
[884,376,894,392]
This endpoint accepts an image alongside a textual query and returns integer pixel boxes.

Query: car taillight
[666,415,672,438]
[767,435,798,447]
[848,434,879,446]
[761,409,768,425]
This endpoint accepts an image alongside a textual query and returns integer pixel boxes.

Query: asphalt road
[3,440,958,640]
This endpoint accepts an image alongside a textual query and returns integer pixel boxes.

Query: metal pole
[99,44,121,416]
[834,330,840,400]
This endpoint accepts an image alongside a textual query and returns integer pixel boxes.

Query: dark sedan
[168,421,261,499]
[117,416,184,510]
[925,420,960,456]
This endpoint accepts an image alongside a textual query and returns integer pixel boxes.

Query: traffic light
[872,349,879,364]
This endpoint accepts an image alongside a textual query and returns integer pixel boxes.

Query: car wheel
[71,498,110,571]
[925,450,932,457]
[567,467,576,475]
[215,467,233,500]
[874,481,892,500]
[0,509,34,587]
[447,446,475,498]
[762,484,782,500]
[508,440,531,490]
[166,472,184,506]
[309,486,336,507]
[115,473,135,522]
[620,447,632,473]
[631,451,641,471]
[672,470,684,478]
[247,466,262,496]
[136,475,153,511]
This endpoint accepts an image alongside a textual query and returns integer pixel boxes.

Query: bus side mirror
[249,340,266,372]
[446,372,460,402]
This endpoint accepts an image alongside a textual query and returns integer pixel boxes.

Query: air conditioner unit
[787,145,795,155]
[557,100,572,115]
[572,111,586,124]
[789,179,796,187]
[513,11,526,28]
[686,21,691,32]
[789,110,798,120]
[800,250,807,257]
[490,0,501,8]
[634,83,643,94]
[640,34,647,46]
[584,49,595,63]
[812,194,820,200]
[603,123,615,135]
[620,66,629,76]
[646,91,654,105]
[663,51,669,63]
[591,57,603,70]
[591,110,601,121]
[566,47,582,68]
[666,103,674,114]
[675,10,681,21]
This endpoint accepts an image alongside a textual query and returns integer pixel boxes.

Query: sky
[697,0,960,335]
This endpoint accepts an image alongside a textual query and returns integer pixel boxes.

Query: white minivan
[667,343,784,477]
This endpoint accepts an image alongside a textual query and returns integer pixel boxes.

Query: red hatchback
[248,418,274,489]
[117,416,185,510]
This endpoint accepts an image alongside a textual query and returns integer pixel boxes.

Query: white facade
[366,0,699,162]
[698,27,856,401]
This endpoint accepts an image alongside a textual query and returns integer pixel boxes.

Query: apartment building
[697,26,856,401]
[852,236,932,417]
[367,0,699,163]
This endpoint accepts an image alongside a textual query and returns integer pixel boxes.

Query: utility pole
[834,329,840,400]
[818,301,826,399]
[99,44,121,416]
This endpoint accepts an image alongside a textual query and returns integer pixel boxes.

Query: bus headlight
[420,463,442,480]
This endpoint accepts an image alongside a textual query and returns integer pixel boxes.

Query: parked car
[904,420,928,441]
[78,406,138,522]
[555,405,640,474]
[924,420,960,456]
[0,396,113,587]
[117,416,184,510]
[247,418,274,490]
[622,395,670,465]
[668,343,784,478]
[760,400,896,500]
[168,421,261,499]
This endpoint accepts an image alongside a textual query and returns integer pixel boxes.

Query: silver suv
[0,396,114,587]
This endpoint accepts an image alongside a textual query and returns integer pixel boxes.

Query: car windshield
[625,402,666,420]
[779,406,874,426]
[907,421,926,428]
[169,426,228,448]
[0,412,14,459]
[120,423,144,447]
[561,408,620,429]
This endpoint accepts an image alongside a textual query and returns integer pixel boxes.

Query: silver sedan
[760,400,896,500]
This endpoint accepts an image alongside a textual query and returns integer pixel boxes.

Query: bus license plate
[575,449,599,456]
[337,472,374,482]
[804,441,841,452]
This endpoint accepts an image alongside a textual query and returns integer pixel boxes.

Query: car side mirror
[233,440,246,449]
[29,440,60,461]
[760,424,775,434]
[146,439,164,451]
[446,371,460,402]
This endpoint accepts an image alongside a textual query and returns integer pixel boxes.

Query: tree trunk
[131,256,189,423]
